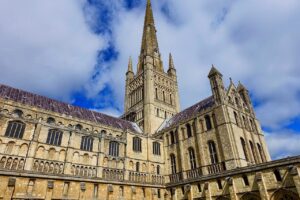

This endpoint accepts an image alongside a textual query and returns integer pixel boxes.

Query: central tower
[123,0,180,134]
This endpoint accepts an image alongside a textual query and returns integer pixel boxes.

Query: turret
[126,57,134,80]
[208,65,226,104]
[237,82,254,113]
[168,53,177,78]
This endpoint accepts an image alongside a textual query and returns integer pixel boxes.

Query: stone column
[255,172,270,200]
[204,182,212,200]
[290,166,300,197]
[227,177,238,200]
[3,177,16,200]
[45,181,54,200]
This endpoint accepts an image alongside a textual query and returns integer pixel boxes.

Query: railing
[186,167,203,179]
[207,162,225,174]
[0,154,26,171]
[169,172,183,183]
[102,168,124,181]
[32,159,64,174]
[128,171,165,185]
[71,164,97,177]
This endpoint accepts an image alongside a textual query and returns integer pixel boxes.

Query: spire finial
[127,56,133,72]
[169,53,175,69]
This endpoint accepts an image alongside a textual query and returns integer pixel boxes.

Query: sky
[0,0,300,159]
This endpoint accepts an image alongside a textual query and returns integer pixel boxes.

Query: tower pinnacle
[138,0,163,73]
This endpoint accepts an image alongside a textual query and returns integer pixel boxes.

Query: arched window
[249,119,255,131]
[47,117,55,124]
[274,169,282,182]
[240,138,249,161]
[163,91,165,102]
[13,109,23,118]
[186,124,192,138]
[242,174,249,186]
[5,121,25,139]
[235,97,239,106]
[234,112,239,126]
[242,116,248,129]
[205,115,212,131]
[156,108,159,117]
[188,148,197,169]
[257,143,265,162]
[80,136,93,152]
[153,142,161,155]
[155,88,158,99]
[109,141,119,157]
[249,141,256,163]
[170,154,177,174]
[208,141,218,164]
[157,165,160,174]
[75,124,83,131]
[46,129,63,146]
[133,137,142,152]
[170,131,176,144]
[136,162,140,172]
[170,94,173,105]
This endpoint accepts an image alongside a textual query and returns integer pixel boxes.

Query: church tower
[123,0,180,134]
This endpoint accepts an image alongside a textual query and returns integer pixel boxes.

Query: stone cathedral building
[0,0,299,199]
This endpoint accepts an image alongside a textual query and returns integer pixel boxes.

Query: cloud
[94,0,300,131]
[0,0,106,101]
[265,130,300,159]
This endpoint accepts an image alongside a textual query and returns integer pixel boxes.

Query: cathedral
[0,0,299,199]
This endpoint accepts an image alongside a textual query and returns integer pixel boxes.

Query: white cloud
[265,130,300,159]
[0,0,106,101]
[96,0,300,131]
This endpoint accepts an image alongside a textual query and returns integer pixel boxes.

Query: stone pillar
[185,184,193,200]
[204,182,212,200]
[227,177,238,200]
[4,177,16,200]
[171,188,177,200]
[255,172,270,200]
[290,166,300,197]
[152,188,158,200]
[45,181,54,200]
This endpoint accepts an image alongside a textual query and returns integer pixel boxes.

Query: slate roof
[0,84,142,133]
[158,96,215,132]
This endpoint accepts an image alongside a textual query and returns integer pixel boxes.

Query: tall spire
[169,53,175,69]
[138,0,162,72]
[127,56,133,72]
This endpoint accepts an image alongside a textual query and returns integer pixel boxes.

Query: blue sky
[0,0,300,159]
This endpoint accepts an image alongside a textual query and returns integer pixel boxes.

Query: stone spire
[169,53,175,69]
[127,56,133,72]
[138,0,163,72]
[126,57,134,80]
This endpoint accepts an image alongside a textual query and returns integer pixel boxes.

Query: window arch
[274,169,282,182]
[109,141,119,157]
[188,147,196,169]
[205,115,212,131]
[155,88,158,99]
[234,112,239,126]
[46,129,63,146]
[240,138,249,161]
[170,131,177,144]
[249,141,257,163]
[257,143,265,162]
[80,136,93,152]
[133,137,142,152]
[136,162,140,172]
[5,121,25,139]
[13,109,23,118]
[170,94,173,105]
[47,117,55,124]
[186,124,192,138]
[170,154,177,174]
[75,124,83,131]
[153,142,161,155]
[208,141,218,164]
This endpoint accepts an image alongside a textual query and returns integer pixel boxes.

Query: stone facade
[0,0,299,199]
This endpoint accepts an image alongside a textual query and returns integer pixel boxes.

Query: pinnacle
[127,56,133,73]
[208,64,222,77]
[169,53,175,69]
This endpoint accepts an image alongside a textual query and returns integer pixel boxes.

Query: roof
[158,96,215,132]
[0,84,142,134]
